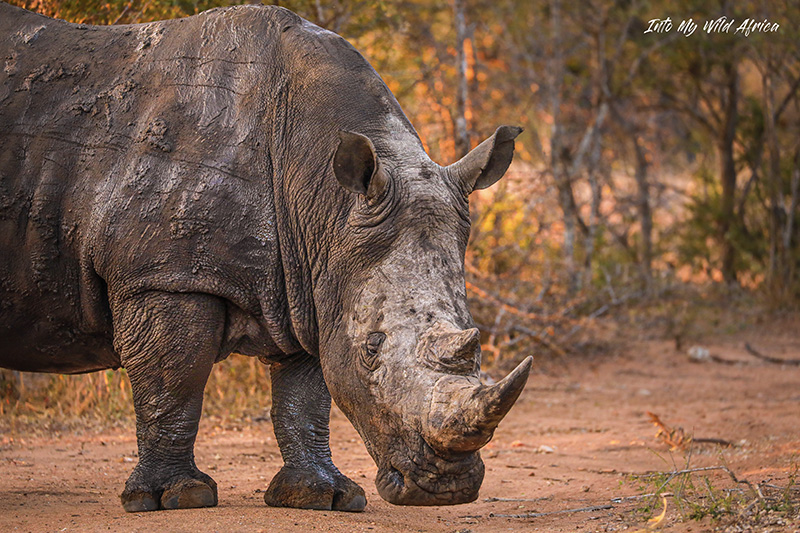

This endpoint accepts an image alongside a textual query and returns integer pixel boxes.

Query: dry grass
[627,462,800,531]
[0,355,272,429]
[202,355,272,422]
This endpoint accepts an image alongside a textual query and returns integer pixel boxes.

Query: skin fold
[0,2,530,512]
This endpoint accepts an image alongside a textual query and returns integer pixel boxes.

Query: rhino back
[0,5,307,371]
[0,3,428,372]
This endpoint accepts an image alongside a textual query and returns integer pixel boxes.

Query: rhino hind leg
[113,291,224,512]
[265,352,366,512]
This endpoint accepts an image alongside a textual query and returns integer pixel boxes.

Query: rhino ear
[447,125,523,193]
[333,131,389,202]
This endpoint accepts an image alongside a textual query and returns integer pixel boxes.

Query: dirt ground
[1,318,799,533]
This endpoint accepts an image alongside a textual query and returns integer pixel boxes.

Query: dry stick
[611,492,674,503]
[484,496,553,503]
[489,504,614,519]
[707,353,742,365]
[693,437,733,447]
[744,343,800,366]
[761,483,800,493]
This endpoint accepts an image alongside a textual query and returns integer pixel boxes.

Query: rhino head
[318,125,531,506]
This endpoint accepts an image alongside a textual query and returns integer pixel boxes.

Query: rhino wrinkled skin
[0,2,531,512]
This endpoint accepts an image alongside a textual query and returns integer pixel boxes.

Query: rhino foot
[264,466,366,512]
[121,490,159,513]
[121,471,218,512]
[160,477,218,510]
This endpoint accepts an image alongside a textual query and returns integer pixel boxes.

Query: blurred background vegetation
[1,0,798,425]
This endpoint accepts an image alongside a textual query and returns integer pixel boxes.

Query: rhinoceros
[0,2,531,512]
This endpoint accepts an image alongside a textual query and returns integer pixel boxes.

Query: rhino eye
[361,332,386,371]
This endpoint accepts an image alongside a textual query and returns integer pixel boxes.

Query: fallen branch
[489,504,613,519]
[744,343,800,366]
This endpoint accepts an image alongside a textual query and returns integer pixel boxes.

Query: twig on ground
[484,496,552,503]
[692,437,733,447]
[489,504,614,519]
[611,492,674,503]
[761,482,800,493]
[707,354,742,365]
[744,343,800,366]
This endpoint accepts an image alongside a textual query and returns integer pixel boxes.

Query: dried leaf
[647,412,692,451]
[648,495,668,526]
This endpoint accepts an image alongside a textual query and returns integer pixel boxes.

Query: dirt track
[1,319,799,532]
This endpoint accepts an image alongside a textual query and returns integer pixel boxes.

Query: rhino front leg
[265,352,366,512]
[113,291,223,512]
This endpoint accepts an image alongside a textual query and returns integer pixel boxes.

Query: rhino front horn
[424,356,533,454]
[467,355,532,433]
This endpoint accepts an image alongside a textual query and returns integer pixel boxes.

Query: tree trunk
[633,135,653,289]
[718,61,739,284]
[548,0,578,292]
[784,157,799,291]
[582,142,602,290]
[453,0,470,159]
[763,61,780,290]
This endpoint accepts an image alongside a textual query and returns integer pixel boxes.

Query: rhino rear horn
[427,328,481,374]
[447,125,523,193]
[333,131,390,203]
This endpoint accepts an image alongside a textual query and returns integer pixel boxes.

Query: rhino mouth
[375,437,485,506]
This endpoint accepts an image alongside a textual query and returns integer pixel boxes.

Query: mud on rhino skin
[0,2,532,512]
